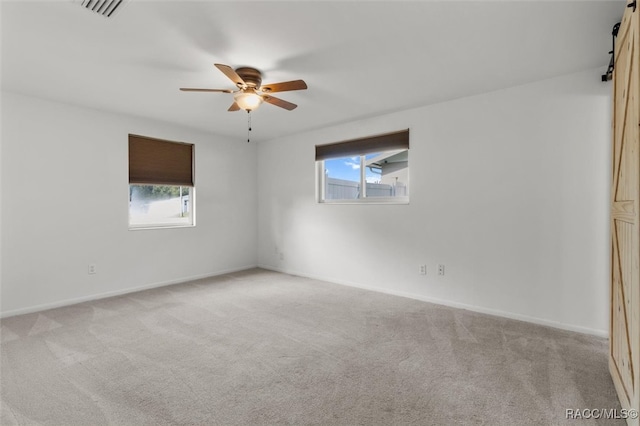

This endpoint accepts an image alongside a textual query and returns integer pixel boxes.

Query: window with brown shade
[128,134,195,229]
[315,129,409,203]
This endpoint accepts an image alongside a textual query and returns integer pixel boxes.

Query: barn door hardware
[602,22,621,82]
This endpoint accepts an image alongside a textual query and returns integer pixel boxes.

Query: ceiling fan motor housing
[235,67,262,89]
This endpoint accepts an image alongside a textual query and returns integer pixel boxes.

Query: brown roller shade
[129,134,194,186]
[315,129,409,161]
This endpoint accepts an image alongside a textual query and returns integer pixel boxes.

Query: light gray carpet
[0,268,622,425]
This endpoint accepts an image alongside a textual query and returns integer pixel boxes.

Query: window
[128,134,195,228]
[316,129,409,203]
[129,185,192,227]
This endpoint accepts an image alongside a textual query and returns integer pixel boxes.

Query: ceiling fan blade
[260,80,307,93]
[228,102,240,112]
[262,95,297,111]
[180,88,233,93]
[215,63,246,87]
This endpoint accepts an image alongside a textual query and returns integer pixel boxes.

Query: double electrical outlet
[274,246,284,261]
[419,264,445,276]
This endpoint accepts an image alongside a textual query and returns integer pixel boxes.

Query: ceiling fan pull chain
[247,110,252,143]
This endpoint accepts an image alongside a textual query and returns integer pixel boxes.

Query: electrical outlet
[419,265,427,275]
[88,264,97,275]
[438,264,445,276]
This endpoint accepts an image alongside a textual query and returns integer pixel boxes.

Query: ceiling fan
[180,64,307,112]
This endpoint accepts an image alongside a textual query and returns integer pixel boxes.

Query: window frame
[316,129,410,205]
[128,134,196,230]
[128,184,196,230]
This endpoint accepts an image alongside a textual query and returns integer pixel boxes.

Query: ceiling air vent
[76,0,129,18]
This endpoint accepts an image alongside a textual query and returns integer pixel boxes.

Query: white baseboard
[258,263,608,338]
[4,262,609,339]
[0,264,258,319]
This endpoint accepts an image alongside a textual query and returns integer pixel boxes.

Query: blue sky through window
[324,154,381,183]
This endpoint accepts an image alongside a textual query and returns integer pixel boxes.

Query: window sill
[319,197,409,205]
[129,224,195,231]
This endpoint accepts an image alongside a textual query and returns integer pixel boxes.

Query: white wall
[1,92,258,316]
[1,68,612,335]
[257,68,611,336]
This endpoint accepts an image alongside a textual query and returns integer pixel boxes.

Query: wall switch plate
[419,265,427,275]
[88,264,97,275]
[438,264,445,276]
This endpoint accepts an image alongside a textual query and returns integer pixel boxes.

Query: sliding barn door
[611,2,640,424]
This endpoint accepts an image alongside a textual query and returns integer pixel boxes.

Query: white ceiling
[1,0,624,142]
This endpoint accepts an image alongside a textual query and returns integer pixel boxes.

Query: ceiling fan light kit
[234,89,263,111]
[180,63,308,141]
